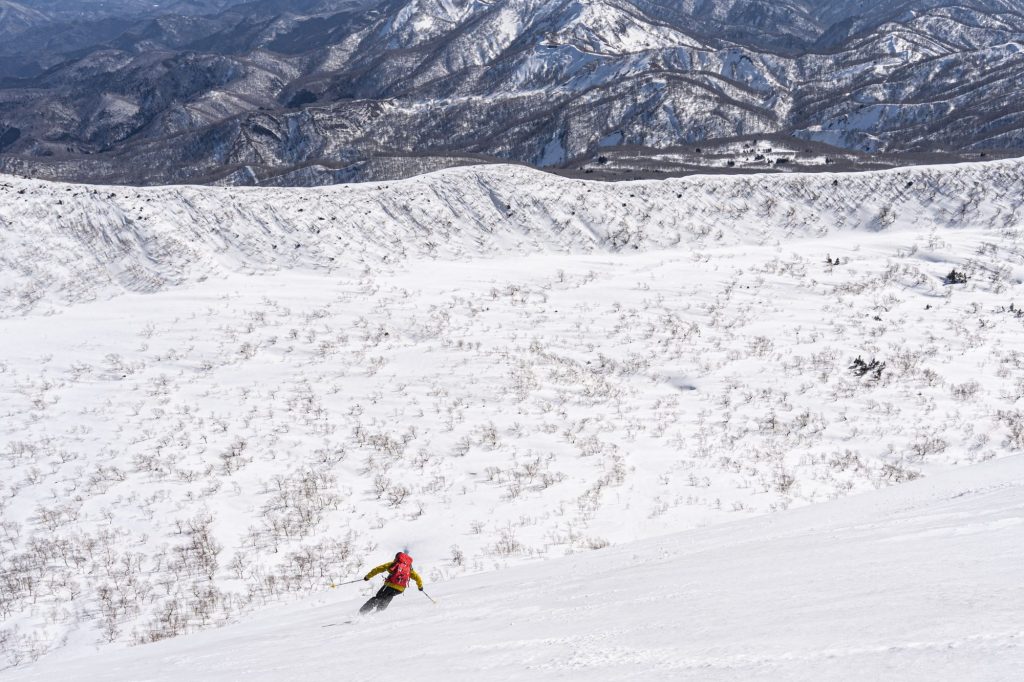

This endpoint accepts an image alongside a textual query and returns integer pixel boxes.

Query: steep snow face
[3,160,1024,317]
[7,456,1023,681]
[2,161,1024,669]
[383,0,492,47]
[382,0,705,56]
[394,0,560,73]
[548,0,703,55]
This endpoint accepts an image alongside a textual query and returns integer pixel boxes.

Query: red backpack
[387,552,413,588]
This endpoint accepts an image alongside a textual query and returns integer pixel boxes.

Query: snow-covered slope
[3,159,1024,317]
[2,160,1024,669]
[7,455,1023,681]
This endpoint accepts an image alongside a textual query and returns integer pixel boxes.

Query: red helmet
[394,552,412,565]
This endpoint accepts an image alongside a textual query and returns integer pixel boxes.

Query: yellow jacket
[365,561,424,593]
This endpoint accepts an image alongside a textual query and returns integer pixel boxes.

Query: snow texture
[7,456,1024,680]
[1,159,1024,672]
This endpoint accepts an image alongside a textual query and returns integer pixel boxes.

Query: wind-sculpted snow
[2,161,1024,668]
[2,159,1024,316]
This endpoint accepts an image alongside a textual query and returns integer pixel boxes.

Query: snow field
[1,160,1024,668]
[8,455,1024,681]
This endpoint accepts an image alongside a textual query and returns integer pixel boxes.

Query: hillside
[1,1,1023,184]
[7,455,1023,680]
[1,159,1024,669]
[4,158,1024,316]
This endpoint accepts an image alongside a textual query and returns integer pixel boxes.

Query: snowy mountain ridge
[1,0,1023,184]
[4,158,1024,317]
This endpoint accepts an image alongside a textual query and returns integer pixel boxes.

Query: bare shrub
[493,526,522,557]
[950,381,981,402]
[878,462,921,484]
[998,410,1024,449]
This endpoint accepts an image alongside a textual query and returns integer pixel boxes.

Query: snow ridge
[3,159,1024,317]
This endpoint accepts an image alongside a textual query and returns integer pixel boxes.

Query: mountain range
[1,0,1023,185]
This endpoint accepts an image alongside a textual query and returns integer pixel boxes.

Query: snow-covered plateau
[1,159,1023,676]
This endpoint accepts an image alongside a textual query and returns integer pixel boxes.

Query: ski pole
[330,579,364,589]
[421,590,437,604]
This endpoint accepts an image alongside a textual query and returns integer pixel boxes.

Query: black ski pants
[360,585,402,614]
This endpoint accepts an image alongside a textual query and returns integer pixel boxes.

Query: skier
[359,551,424,614]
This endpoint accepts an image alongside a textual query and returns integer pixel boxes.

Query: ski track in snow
[6,456,1023,681]
[1,160,1024,673]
